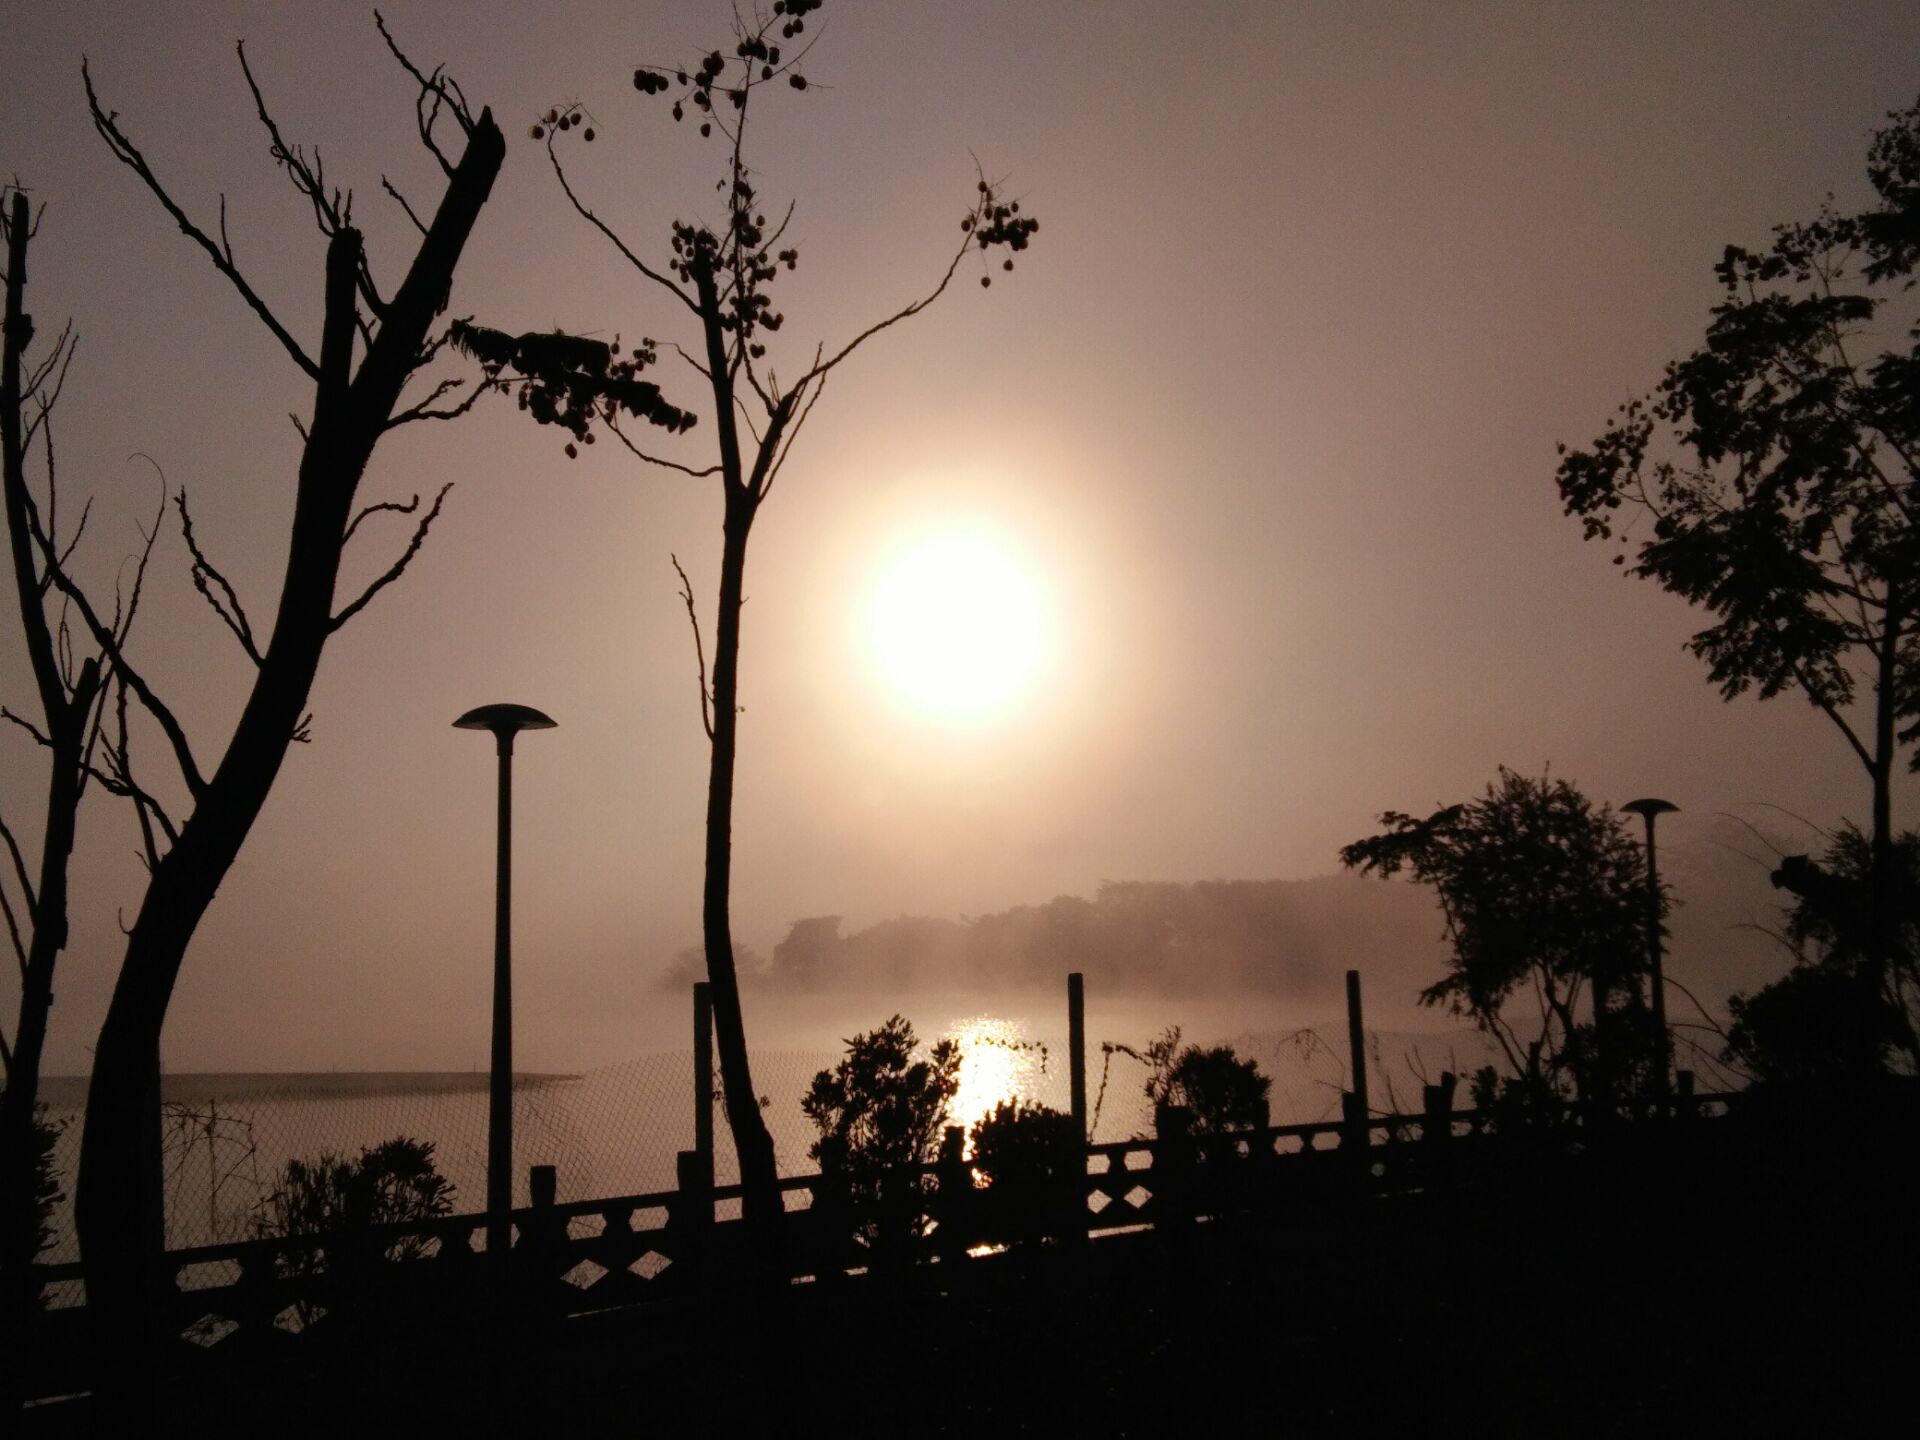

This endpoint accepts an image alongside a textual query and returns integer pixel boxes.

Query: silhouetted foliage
[968,1099,1078,1245]
[469,0,1043,1256]
[0,1100,64,1283]
[1341,769,1664,1108]
[447,321,694,448]
[254,1136,455,1257]
[1555,97,1920,1000]
[1102,1026,1272,1136]
[1725,825,1920,1086]
[802,1016,959,1258]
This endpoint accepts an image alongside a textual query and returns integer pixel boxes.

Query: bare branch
[0,779,38,918]
[385,375,485,429]
[344,492,425,548]
[549,144,700,317]
[329,483,452,630]
[606,415,723,477]
[83,60,320,380]
[759,366,826,503]
[174,489,261,665]
[26,473,206,798]
[381,175,428,236]
[375,9,474,174]
[801,213,976,386]
[671,552,715,742]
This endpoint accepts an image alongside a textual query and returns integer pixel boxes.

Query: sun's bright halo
[868,529,1049,721]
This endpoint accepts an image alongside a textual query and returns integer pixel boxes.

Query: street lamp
[1622,797,1677,1104]
[453,703,556,1269]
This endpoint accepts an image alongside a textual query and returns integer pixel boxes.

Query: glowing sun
[868,530,1050,720]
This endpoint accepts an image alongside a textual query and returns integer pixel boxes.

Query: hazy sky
[5,1,1919,1074]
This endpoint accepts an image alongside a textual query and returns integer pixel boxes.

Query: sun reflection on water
[946,1015,1046,1154]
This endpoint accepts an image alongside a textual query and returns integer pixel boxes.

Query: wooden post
[1344,970,1371,1159]
[1068,972,1087,1142]
[693,982,714,1189]
[527,1164,558,1277]
[1421,1072,1457,1141]
[673,1148,712,1289]
[1345,970,1369,1121]
[529,1163,556,1210]
[1154,1103,1195,1232]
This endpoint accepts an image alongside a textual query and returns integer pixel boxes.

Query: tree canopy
[1555,99,1920,865]
[1340,768,1662,1103]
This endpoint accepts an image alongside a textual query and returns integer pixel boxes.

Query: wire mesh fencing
[30,1005,1466,1265]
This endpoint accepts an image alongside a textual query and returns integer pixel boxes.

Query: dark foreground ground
[21,1111,1917,1437]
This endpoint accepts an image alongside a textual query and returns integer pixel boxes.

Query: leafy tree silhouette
[254,1137,455,1328]
[456,0,1040,1260]
[1341,769,1665,1117]
[1726,824,1919,1087]
[802,1015,959,1268]
[969,1099,1079,1246]
[52,20,505,1419]
[1555,97,1920,1027]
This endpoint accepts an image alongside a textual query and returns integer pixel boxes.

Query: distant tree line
[661,875,1447,997]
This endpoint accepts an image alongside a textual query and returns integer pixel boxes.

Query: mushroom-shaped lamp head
[1622,798,1678,824]
[453,703,557,754]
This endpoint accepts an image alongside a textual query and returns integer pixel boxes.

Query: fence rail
[18,1079,1747,1404]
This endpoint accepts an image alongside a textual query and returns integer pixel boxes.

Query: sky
[4,0,1920,1075]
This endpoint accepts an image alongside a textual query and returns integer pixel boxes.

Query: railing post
[672,1149,713,1290]
[1675,1069,1696,1120]
[523,1163,561,1306]
[1422,1072,1457,1195]
[1153,1103,1195,1233]
[693,982,714,1191]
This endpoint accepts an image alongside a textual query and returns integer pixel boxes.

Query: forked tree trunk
[690,260,785,1272]
[75,116,502,1428]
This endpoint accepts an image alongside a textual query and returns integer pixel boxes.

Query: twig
[329,483,453,630]
[671,553,715,741]
[83,60,320,381]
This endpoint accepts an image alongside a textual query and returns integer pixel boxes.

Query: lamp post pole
[454,703,556,1271]
[1623,798,1677,1105]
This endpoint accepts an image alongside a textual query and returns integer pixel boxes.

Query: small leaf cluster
[529,102,594,143]
[450,319,694,457]
[963,181,1041,287]
[632,1,819,141]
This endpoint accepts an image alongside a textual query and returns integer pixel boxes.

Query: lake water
[33,996,1489,1266]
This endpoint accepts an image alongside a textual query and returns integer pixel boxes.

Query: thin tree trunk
[702,490,783,1258]
[2,190,99,1407]
[688,264,784,1272]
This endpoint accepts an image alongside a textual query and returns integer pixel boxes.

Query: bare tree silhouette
[455,0,1040,1264]
[0,184,120,1410]
[52,18,505,1423]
